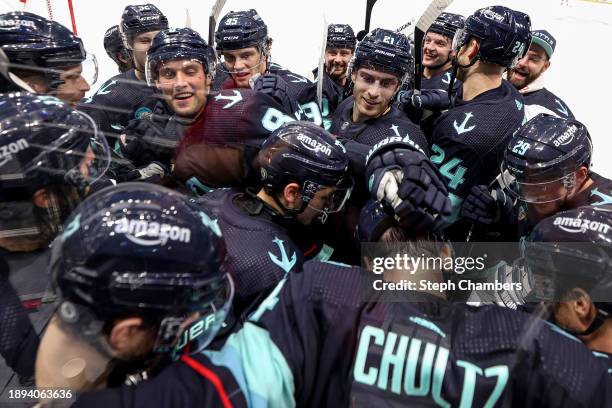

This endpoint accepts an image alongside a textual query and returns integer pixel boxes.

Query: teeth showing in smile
[175,93,193,100]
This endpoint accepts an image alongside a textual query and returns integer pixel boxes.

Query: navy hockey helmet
[452,5,532,68]
[259,121,352,216]
[501,114,592,203]
[50,182,233,358]
[356,199,397,243]
[327,24,356,50]
[351,28,413,85]
[523,205,612,331]
[0,93,110,245]
[104,25,131,72]
[145,27,216,86]
[428,12,465,40]
[215,9,269,52]
[0,11,93,90]
[120,3,169,50]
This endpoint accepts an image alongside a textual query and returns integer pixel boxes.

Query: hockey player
[507,30,575,118]
[193,121,352,320]
[521,205,612,364]
[463,114,611,235]
[0,93,111,388]
[103,25,132,73]
[122,27,300,186]
[311,24,356,115]
[330,28,427,149]
[118,27,215,173]
[72,205,611,407]
[425,6,531,237]
[322,24,355,89]
[80,4,169,142]
[214,9,324,126]
[422,12,465,91]
[0,11,95,104]
[35,183,233,394]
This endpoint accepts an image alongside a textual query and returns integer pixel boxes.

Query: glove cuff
[365,136,427,167]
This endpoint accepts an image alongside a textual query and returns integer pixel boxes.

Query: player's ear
[109,317,149,356]
[282,182,300,207]
[32,188,52,209]
[543,58,551,72]
[575,166,589,188]
[466,38,480,60]
[568,288,594,321]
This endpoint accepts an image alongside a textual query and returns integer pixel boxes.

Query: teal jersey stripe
[204,322,296,408]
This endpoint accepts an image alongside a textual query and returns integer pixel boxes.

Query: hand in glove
[461,185,515,226]
[120,119,177,167]
[116,161,168,183]
[367,148,452,232]
[251,73,299,117]
[399,89,451,111]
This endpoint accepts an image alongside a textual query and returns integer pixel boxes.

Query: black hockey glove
[461,185,515,225]
[398,89,450,121]
[367,148,451,232]
[120,119,177,167]
[116,161,168,184]
[252,73,299,117]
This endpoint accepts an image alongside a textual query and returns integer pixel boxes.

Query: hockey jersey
[194,188,305,320]
[330,96,428,150]
[79,69,159,143]
[173,88,296,190]
[74,261,612,407]
[522,88,574,119]
[430,80,525,226]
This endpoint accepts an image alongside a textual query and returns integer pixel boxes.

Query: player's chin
[232,72,251,88]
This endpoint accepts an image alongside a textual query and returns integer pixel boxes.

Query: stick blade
[415,0,454,33]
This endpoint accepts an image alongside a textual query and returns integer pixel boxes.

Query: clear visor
[0,52,98,90]
[500,165,576,204]
[14,110,111,191]
[304,177,354,214]
[154,274,234,360]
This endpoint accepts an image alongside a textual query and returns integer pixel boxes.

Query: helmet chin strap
[447,51,479,106]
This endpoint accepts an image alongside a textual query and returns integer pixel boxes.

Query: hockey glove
[116,161,168,183]
[120,119,177,167]
[252,73,299,117]
[461,185,515,225]
[367,148,451,232]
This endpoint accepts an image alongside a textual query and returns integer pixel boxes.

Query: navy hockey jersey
[194,188,305,320]
[74,261,612,407]
[330,96,428,150]
[430,80,525,224]
[522,87,574,119]
[79,69,158,143]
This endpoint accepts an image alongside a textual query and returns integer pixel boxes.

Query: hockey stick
[316,16,328,110]
[413,0,454,94]
[67,0,77,35]
[0,48,36,93]
[208,0,227,47]
[185,8,192,29]
[356,0,378,41]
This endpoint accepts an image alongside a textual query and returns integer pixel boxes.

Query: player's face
[221,47,267,88]
[325,48,353,80]
[351,68,400,122]
[507,45,550,90]
[422,32,453,68]
[156,59,210,119]
[297,186,336,225]
[132,30,160,72]
[56,64,90,104]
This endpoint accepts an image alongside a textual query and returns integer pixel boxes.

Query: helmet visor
[305,176,353,214]
[153,274,234,359]
[500,164,575,204]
